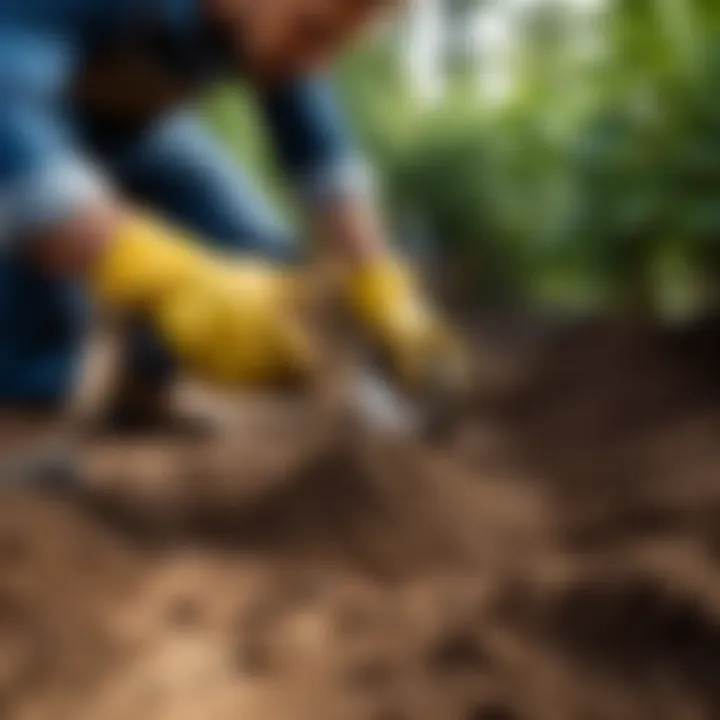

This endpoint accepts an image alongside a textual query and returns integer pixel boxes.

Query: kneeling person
[0,0,454,440]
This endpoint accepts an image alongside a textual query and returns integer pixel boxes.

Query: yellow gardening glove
[347,258,466,388]
[91,215,314,387]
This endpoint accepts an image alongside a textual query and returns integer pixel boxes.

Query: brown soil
[2,319,720,720]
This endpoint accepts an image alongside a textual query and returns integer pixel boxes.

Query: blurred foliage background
[204,0,720,321]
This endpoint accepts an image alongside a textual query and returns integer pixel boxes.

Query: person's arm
[256,73,386,265]
[0,28,310,388]
[0,23,110,275]
[259,73,462,386]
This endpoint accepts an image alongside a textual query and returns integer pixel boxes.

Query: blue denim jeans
[0,111,296,409]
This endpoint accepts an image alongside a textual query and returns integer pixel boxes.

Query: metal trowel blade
[349,365,423,436]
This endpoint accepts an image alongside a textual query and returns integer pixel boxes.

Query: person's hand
[154,260,313,386]
[91,215,314,387]
[346,257,467,389]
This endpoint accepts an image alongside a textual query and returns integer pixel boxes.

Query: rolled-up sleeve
[257,74,373,206]
[0,29,105,248]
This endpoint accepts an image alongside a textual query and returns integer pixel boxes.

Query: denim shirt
[0,0,365,241]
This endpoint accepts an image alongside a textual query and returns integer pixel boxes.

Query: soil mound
[2,320,720,720]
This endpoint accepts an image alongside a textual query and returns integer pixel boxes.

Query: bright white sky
[403,0,606,103]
